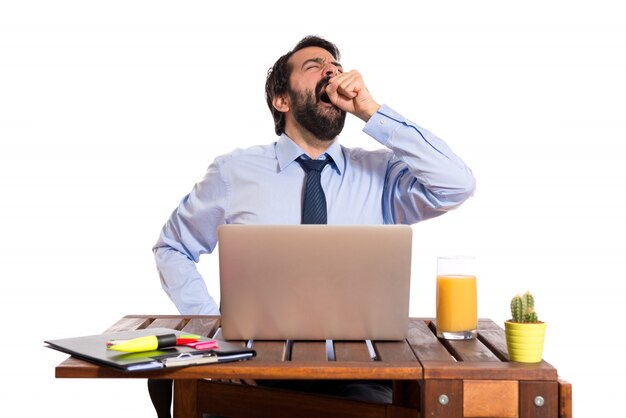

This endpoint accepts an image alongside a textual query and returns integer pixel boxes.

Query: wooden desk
[55,315,572,418]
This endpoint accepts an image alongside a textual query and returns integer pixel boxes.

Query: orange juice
[436,274,477,334]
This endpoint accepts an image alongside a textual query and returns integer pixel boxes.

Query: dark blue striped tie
[297,156,330,224]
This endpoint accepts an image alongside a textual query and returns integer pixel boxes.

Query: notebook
[218,224,413,341]
[45,328,256,371]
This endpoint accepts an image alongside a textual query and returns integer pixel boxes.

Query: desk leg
[421,379,462,418]
[173,379,199,418]
[558,378,573,418]
[520,381,558,418]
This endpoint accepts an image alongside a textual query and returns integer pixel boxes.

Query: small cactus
[510,291,540,323]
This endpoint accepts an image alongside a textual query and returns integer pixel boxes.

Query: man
[151,35,475,416]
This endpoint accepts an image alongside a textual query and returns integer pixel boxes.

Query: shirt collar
[276,133,344,175]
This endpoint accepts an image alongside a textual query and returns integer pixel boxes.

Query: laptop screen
[218,224,412,341]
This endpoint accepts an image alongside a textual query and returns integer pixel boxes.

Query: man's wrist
[357,101,381,122]
[362,104,403,147]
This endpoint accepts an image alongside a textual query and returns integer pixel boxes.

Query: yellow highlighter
[107,334,178,353]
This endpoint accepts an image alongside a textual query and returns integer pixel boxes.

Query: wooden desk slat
[334,341,373,362]
[426,318,500,362]
[250,341,287,362]
[478,318,504,331]
[373,340,418,363]
[445,338,501,362]
[291,341,327,362]
[181,317,220,338]
[477,319,510,361]
[148,317,188,330]
[405,319,454,362]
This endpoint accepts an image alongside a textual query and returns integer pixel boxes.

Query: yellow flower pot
[504,321,546,363]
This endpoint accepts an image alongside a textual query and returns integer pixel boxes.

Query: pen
[162,352,219,367]
[107,334,199,353]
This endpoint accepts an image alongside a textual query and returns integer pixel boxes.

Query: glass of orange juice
[436,256,477,339]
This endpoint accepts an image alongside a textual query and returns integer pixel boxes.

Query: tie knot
[297,156,330,173]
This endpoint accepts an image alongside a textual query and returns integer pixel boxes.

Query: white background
[1,0,624,416]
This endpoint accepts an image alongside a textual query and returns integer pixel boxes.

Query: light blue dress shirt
[153,105,476,315]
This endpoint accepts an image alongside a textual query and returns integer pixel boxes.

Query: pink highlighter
[185,340,219,350]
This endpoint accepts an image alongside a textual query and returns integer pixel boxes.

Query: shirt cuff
[362,104,407,147]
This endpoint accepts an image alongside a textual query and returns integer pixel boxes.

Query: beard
[288,78,346,141]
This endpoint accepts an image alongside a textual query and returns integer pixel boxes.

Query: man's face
[286,47,346,141]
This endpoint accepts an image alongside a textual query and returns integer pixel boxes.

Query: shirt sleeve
[152,162,228,315]
[363,104,476,224]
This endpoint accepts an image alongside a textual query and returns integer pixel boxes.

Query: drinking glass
[436,256,477,339]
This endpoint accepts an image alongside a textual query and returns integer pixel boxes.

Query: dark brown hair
[265,36,341,136]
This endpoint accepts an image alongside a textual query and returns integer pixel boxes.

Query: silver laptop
[218,224,412,341]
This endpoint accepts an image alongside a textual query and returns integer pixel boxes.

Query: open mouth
[316,77,333,105]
